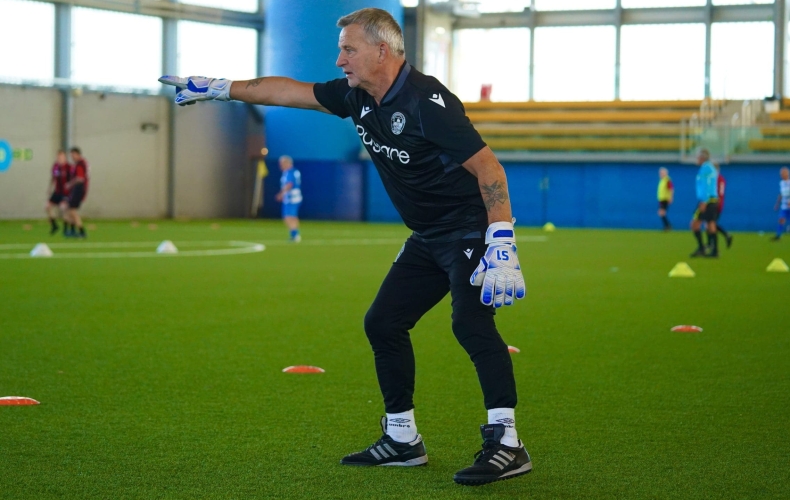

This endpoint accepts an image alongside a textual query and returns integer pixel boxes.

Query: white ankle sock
[488,408,519,447]
[385,409,417,443]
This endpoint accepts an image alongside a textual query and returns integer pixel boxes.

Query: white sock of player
[385,409,417,443]
[488,408,520,447]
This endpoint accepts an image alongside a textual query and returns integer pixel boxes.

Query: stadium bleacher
[467,99,790,155]
[465,100,699,153]
[751,98,790,153]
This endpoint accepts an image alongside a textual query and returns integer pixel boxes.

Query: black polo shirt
[314,62,488,241]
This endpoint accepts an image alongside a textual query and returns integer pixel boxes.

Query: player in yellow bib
[657,167,674,231]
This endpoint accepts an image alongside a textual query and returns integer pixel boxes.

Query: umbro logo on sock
[464,249,473,259]
[496,418,515,426]
[389,418,411,424]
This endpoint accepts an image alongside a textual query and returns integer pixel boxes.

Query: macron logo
[361,106,372,118]
[429,93,445,108]
[464,249,473,259]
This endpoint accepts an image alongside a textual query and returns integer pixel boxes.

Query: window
[178,22,258,80]
[452,28,530,102]
[71,8,162,90]
[620,24,706,100]
[533,26,616,101]
[179,0,258,13]
[621,0,705,7]
[476,0,530,13]
[534,0,615,10]
[710,22,774,99]
[0,0,54,82]
[712,0,772,5]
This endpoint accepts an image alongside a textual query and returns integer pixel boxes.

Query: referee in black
[161,8,530,486]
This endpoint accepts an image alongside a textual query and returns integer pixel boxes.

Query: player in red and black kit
[65,147,89,238]
[46,150,71,235]
[712,164,733,249]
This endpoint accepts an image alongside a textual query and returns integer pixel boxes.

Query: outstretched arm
[160,75,330,112]
[462,146,513,225]
[231,77,329,112]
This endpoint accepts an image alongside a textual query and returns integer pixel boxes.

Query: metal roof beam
[453,4,773,29]
[41,0,263,30]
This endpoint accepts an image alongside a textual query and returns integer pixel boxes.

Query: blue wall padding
[515,162,782,231]
[362,161,785,232]
[364,161,401,223]
[261,160,364,221]
[264,0,403,161]
[261,158,784,232]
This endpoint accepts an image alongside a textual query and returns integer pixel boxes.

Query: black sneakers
[340,416,428,467]
[453,424,532,486]
[690,248,706,258]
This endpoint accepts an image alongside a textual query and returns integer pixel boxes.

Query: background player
[65,147,89,238]
[160,7,529,486]
[46,150,70,235]
[772,166,790,241]
[713,164,732,249]
[274,155,302,242]
[690,148,719,258]
[656,167,673,231]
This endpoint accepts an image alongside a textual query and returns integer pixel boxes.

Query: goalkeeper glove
[158,75,232,106]
[470,221,526,308]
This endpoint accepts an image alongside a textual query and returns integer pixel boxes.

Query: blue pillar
[264,0,403,161]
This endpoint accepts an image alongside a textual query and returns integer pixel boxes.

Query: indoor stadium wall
[365,161,783,232]
[0,85,259,219]
[0,85,61,219]
[256,154,783,232]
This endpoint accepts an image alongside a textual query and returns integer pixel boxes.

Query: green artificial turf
[0,219,788,499]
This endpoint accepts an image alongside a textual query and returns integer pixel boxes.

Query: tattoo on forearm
[246,78,263,89]
[482,180,508,211]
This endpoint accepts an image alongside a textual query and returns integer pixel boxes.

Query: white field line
[0,235,546,259]
[0,241,264,259]
[262,235,548,247]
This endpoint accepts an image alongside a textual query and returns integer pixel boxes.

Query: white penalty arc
[0,241,265,259]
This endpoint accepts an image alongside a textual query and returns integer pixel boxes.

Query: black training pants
[364,233,518,414]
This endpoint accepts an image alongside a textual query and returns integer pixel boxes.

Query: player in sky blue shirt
[690,148,720,257]
[275,155,302,242]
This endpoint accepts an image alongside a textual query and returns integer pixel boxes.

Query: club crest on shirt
[391,112,406,135]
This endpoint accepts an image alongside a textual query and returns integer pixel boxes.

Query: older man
[161,8,529,486]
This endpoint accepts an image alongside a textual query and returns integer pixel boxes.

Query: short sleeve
[418,91,486,165]
[313,79,352,119]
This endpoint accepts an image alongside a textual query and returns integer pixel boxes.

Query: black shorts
[658,200,669,210]
[49,193,66,204]
[68,185,85,209]
[693,202,719,223]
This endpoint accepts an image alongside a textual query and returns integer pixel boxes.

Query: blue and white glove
[470,221,527,308]
[158,75,233,106]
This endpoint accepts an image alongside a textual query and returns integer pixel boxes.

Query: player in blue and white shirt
[772,167,790,241]
[275,155,302,242]
[690,148,720,257]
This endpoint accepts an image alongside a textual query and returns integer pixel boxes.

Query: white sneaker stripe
[382,443,398,456]
[488,459,505,470]
[491,455,510,467]
[496,450,514,462]
[369,448,383,460]
[376,445,390,458]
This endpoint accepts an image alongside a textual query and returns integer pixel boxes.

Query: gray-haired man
[161,8,531,486]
